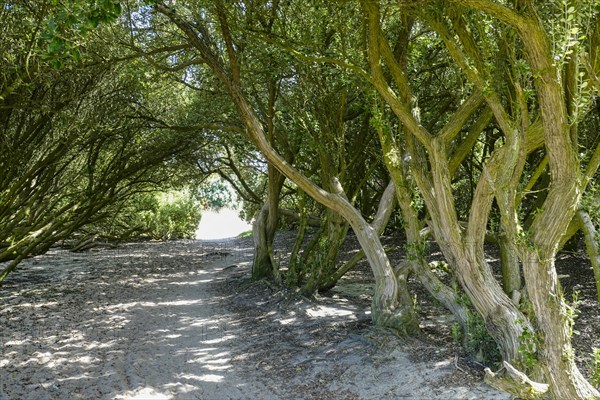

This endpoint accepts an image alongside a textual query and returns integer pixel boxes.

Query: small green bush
[143,191,202,240]
[452,294,501,366]
[590,348,600,388]
[517,321,539,372]
[464,311,502,365]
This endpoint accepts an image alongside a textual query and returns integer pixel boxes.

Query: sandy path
[0,238,510,399]
[1,240,277,399]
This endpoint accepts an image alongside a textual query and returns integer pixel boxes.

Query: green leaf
[48,39,64,54]
[72,47,81,62]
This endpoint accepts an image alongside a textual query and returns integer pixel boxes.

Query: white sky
[195,208,252,240]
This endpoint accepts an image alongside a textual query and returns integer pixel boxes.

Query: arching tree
[0,1,211,282]
[143,0,420,333]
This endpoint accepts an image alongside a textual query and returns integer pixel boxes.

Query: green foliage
[42,0,122,57]
[548,0,581,63]
[464,310,502,365]
[451,321,463,343]
[404,241,430,261]
[143,191,202,240]
[582,184,600,221]
[299,239,329,293]
[451,294,501,365]
[563,290,582,338]
[516,320,539,372]
[515,227,538,253]
[0,9,213,281]
[590,348,600,387]
[197,180,233,211]
[73,189,202,242]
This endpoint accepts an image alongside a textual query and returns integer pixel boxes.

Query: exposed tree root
[484,361,549,399]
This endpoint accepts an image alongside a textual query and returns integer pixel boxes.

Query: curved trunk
[419,139,529,363]
[363,0,528,360]
[252,163,285,281]
[350,212,418,333]
[237,93,420,331]
[156,4,419,332]
[302,211,349,294]
[577,209,600,302]
[377,124,471,331]
[252,202,273,280]
[286,207,309,287]
[410,258,470,330]
[522,252,600,399]
[498,234,522,303]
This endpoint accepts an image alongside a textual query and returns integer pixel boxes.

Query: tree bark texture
[577,209,600,302]
[499,234,522,304]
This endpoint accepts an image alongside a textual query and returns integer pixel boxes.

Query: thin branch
[214,0,241,83]
[252,30,371,82]
[84,44,193,67]
[438,91,485,143]
[449,107,493,176]
[449,0,529,30]
[362,0,433,149]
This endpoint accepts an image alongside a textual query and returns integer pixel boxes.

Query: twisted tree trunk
[252,165,285,280]
[156,2,419,333]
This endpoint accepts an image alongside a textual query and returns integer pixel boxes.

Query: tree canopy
[2,0,600,398]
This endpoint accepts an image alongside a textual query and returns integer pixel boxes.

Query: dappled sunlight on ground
[304,304,358,319]
[0,239,267,399]
[0,235,512,399]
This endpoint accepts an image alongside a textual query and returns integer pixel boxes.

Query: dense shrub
[144,192,202,240]
[69,190,203,244]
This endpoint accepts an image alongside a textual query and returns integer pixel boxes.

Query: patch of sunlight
[86,342,116,351]
[76,355,96,364]
[163,382,197,393]
[115,387,172,400]
[188,319,212,327]
[198,374,224,382]
[58,373,93,382]
[164,334,182,339]
[5,338,29,347]
[32,351,53,363]
[202,337,230,345]
[305,305,357,319]
[139,278,168,284]
[177,373,224,383]
[187,351,230,363]
[167,279,212,285]
[279,318,296,325]
[434,358,453,369]
[32,301,60,308]
[203,358,229,365]
[105,299,203,311]
[195,208,252,240]
[158,299,203,306]
[200,364,231,372]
